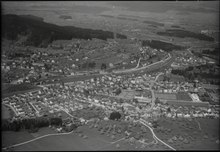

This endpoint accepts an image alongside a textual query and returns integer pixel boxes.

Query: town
[1,1,219,151]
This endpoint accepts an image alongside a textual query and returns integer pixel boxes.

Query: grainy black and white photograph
[1,0,220,151]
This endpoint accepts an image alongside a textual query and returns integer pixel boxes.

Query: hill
[2,14,127,47]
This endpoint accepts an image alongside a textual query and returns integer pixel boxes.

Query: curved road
[139,119,176,151]
[2,130,75,150]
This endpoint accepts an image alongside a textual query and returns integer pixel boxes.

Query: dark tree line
[171,64,219,84]
[141,40,184,52]
[2,117,62,132]
[2,14,127,47]
[81,62,96,69]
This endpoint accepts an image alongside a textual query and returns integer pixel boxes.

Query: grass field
[10,126,124,151]
[2,131,34,148]
[3,122,170,151]
[2,127,56,148]
[154,118,219,150]
[155,93,177,100]
[176,92,192,101]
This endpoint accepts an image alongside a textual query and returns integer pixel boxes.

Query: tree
[88,62,96,68]
[133,98,138,104]
[109,112,121,120]
[115,88,122,95]
[155,97,160,104]
[152,120,159,128]
[83,89,90,96]
[45,63,52,71]
[101,63,107,70]
[167,107,171,113]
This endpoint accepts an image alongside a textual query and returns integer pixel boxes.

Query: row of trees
[2,117,62,132]
[80,62,96,69]
[78,62,107,70]
[171,64,219,83]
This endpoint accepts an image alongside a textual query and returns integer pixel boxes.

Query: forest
[141,39,184,52]
[2,117,62,133]
[2,14,127,47]
[171,64,219,84]
[157,29,214,42]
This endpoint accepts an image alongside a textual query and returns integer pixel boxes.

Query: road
[155,72,164,82]
[135,58,141,68]
[195,119,202,130]
[139,119,176,151]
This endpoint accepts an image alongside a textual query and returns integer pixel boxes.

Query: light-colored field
[119,90,136,99]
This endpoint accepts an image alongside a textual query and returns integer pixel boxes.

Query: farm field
[154,118,219,150]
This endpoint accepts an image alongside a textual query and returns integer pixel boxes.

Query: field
[154,118,219,150]
[2,131,34,148]
[2,121,172,151]
[176,92,192,101]
[119,90,136,99]
[2,127,56,148]
[8,126,131,151]
[155,92,192,101]
[168,74,185,82]
[155,93,177,100]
